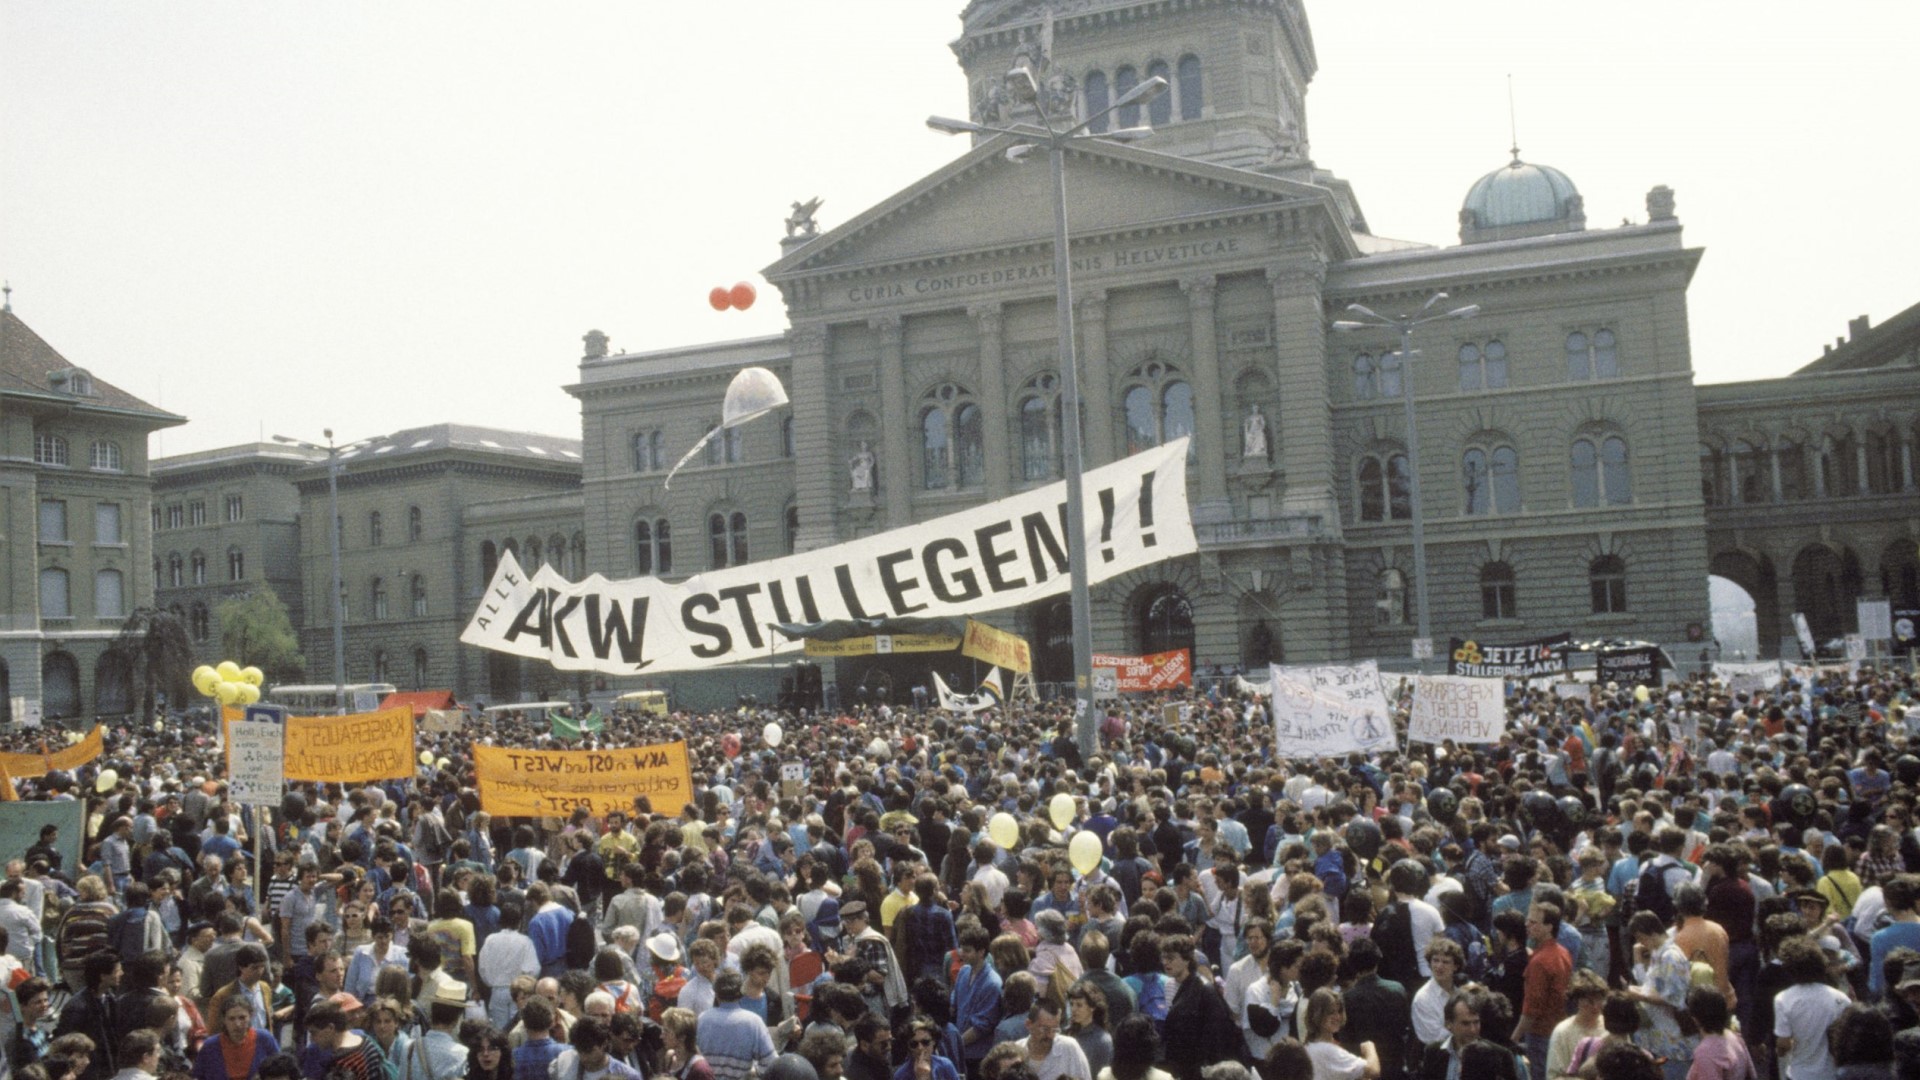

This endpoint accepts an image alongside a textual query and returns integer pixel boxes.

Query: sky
[4,2,1915,458]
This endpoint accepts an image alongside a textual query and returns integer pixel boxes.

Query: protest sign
[1448,634,1570,678]
[1859,600,1893,642]
[1553,682,1590,701]
[1089,649,1192,692]
[422,709,465,734]
[1268,661,1395,759]
[1598,646,1663,688]
[803,633,958,656]
[226,721,284,804]
[0,725,104,779]
[1407,674,1506,745]
[281,708,416,783]
[1713,661,1782,696]
[472,740,693,817]
[961,619,1031,673]
[461,440,1195,674]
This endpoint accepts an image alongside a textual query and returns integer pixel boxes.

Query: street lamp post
[274,429,366,713]
[929,69,1167,764]
[1332,294,1481,666]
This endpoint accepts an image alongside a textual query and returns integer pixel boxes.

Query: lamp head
[1005,64,1040,104]
[1116,75,1169,108]
[1329,320,1369,333]
[1103,125,1155,142]
[1447,304,1483,320]
[926,116,981,136]
[1344,303,1384,322]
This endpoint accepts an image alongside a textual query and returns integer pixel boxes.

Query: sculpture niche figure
[1242,404,1270,460]
[849,441,875,492]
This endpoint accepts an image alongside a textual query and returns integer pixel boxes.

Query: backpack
[103,906,149,962]
[1633,859,1677,926]
[1446,922,1492,983]
[1370,901,1419,988]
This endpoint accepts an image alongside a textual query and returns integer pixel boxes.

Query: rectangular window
[225,495,244,522]
[95,503,123,545]
[38,500,68,543]
[95,569,124,618]
[152,507,161,532]
[166,504,184,529]
[39,569,69,618]
[188,501,205,526]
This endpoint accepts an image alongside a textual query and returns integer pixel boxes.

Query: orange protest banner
[961,619,1032,674]
[472,740,692,818]
[281,708,416,783]
[0,726,105,779]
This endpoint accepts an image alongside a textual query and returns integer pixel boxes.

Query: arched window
[1375,569,1407,626]
[1020,373,1065,481]
[703,422,724,467]
[1177,55,1203,120]
[411,575,427,617]
[41,651,78,718]
[1138,585,1195,655]
[724,424,745,464]
[1122,362,1195,461]
[190,603,209,642]
[95,650,132,714]
[1084,71,1110,133]
[1777,438,1809,500]
[371,578,389,620]
[1572,434,1632,507]
[480,540,498,581]
[571,533,586,577]
[167,554,184,589]
[89,440,122,471]
[1146,60,1172,127]
[191,551,206,585]
[1463,443,1520,515]
[412,647,429,690]
[920,383,983,491]
[1590,555,1628,613]
[409,506,423,541]
[94,569,124,618]
[784,505,801,554]
[1114,66,1141,128]
[707,512,749,568]
[33,433,68,467]
[228,547,244,581]
[1378,352,1403,398]
[369,511,384,547]
[1821,432,1858,495]
[709,513,729,569]
[1567,329,1619,381]
[1700,443,1724,505]
[39,568,69,618]
[729,512,749,565]
[1354,452,1411,522]
[635,518,672,575]
[1480,562,1517,619]
[548,533,567,571]
[372,650,390,684]
[1351,353,1379,402]
[1732,439,1768,503]
[632,430,663,472]
[1867,429,1902,494]
[1458,341,1509,391]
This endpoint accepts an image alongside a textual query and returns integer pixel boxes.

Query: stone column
[1181,274,1230,519]
[1769,440,1784,502]
[786,324,838,551]
[1856,432,1871,494]
[874,315,911,527]
[1901,437,1915,490]
[1267,259,1335,518]
[1078,292,1114,468]
[1813,442,1828,498]
[970,303,1010,499]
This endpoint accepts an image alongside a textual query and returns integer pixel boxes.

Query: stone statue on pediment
[849,441,875,492]
[1243,404,1269,459]
[785,198,824,239]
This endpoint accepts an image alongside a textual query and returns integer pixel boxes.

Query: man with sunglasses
[898,1017,961,1080]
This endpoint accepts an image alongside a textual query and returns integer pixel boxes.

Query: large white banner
[1406,674,1506,745]
[1268,661,1396,759]
[462,440,1195,674]
[1712,661,1783,695]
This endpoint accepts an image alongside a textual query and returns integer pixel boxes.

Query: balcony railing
[1195,514,1326,547]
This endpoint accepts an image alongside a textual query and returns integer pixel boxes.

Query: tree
[113,607,195,718]
[216,590,307,686]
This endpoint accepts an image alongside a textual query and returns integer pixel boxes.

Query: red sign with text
[1090,648,1192,692]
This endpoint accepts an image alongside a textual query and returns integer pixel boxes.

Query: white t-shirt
[1401,896,1444,976]
[1016,1037,1091,1080]
[1305,1040,1367,1080]
[1410,978,1451,1047]
[1773,981,1849,1080]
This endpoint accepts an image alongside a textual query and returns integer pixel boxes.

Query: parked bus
[266,682,397,715]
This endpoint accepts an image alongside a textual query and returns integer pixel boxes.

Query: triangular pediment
[766,136,1352,281]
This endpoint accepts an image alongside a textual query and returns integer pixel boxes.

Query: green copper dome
[1462,155,1580,228]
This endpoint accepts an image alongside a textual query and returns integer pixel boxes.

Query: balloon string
[661,429,720,490]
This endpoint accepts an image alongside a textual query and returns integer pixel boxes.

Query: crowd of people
[0,658,1914,1080]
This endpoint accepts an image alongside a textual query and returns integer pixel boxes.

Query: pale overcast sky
[4,2,1913,457]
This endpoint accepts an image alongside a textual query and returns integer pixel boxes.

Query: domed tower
[1458,149,1586,244]
[952,0,1320,175]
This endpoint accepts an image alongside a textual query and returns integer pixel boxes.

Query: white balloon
[763,721,784,747]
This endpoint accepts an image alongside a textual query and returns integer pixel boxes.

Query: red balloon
[708,286,732,311]
[729,282,757,311]
[721,732,741,758]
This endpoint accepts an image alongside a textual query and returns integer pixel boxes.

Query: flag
[933,673,995,714]
[553,710,606,740]
[976,669,1003,705]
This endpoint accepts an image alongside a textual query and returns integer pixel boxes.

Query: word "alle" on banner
[471,741,694,818]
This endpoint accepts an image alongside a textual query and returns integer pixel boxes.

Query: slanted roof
[0,308,185,425]
[1793,299,1920,375]
[332,423,583,467]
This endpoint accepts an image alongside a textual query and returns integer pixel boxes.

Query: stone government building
[8,0,1917,718]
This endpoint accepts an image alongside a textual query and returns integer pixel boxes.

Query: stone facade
[0,307,184,720]
[152,443,322,671]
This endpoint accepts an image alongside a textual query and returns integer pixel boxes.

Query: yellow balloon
[192,666,220,695]
[420,750,434,766]
[1049,792,1076,831]
[1633,684,1651,704]
[241,666,264,687]
[436,757,450,770]
[234,683,261,705]
[214,681,242,705]
[988,812,1019,850]
[95,768,119,794]
[216,661,242,682]
[1069,830,1104,876]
